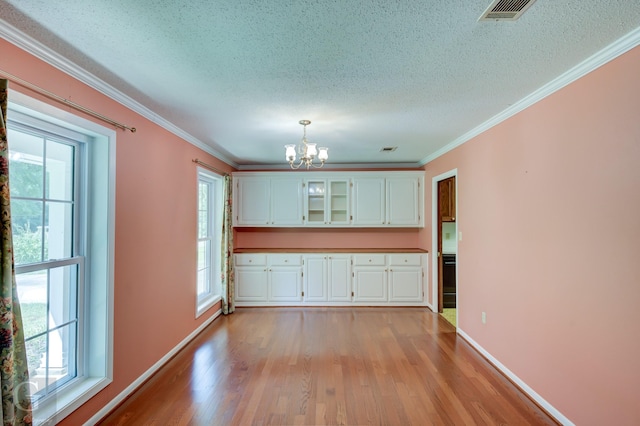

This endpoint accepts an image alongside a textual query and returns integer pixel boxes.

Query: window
[7,93,114,425]
[196,169,222,316]
[9,122,82,400]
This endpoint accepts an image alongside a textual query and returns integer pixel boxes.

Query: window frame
[7,91,115,425]
[196,168,222,317]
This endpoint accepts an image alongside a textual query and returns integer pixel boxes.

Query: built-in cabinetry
[234,253,303,303]
[234,252,427,307]
[233,171,424,228]
[351,177,422,226]
[235,176,304,226]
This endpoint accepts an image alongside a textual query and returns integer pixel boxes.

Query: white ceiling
[1,1,639,169]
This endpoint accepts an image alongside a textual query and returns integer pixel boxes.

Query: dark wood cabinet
[438,177,456,222]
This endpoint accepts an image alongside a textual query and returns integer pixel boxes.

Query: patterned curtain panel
[0,80,32,424]
[221,175,235,314]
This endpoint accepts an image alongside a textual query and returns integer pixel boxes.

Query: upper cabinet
[438,177,456,222]
[233,171,423,228]
[304,178,351,226]
[352,176,422,227]
[234,176,303,226]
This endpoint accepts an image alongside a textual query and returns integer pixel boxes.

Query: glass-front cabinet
[305,179,350,225]
[306,180,327,224]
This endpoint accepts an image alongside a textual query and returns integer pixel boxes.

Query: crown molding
[0,18,238,168]
[420,26,640,166]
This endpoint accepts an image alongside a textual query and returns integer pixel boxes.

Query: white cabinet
[235,178,270,226]
[352,176,422,227]
[388,254,424,302]
[234,254,302,304]
[303,254,352,302]
[235,252,426,306]
[386,177,421,226]
[304,179,350,226]
[233,171,423,228]
[328,255,351,301]
[351,178,386,226]
[304,254,328,301]
[352,254,388,302]
[234,176,303,226]
[234,254,268,302]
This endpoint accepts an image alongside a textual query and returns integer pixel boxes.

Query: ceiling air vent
[479,0,536,21]
[380,146,397,152]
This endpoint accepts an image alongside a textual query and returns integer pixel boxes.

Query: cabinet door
[305,180,327,225]
[352,178,385,226]
[353,267,387,302]
[304,255,327,301]
[235,178,270,226]
[328,180,350,225]
[271,178,304,226]
[388,267,423,302]
[235,267,268,301]
[269,266,302,301]
[387,177,420,226]
[328,255,351,301]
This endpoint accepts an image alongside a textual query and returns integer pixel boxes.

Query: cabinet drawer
[235,254,267,266]
[388,254,422,266]
[269,254,302,266]
[352,254,386,266]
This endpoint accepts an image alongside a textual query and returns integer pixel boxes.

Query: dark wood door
[439,177,456,222]
[437,176,456,313]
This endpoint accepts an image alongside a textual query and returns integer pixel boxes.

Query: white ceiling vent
[380,146,398,152]
[479,0,537,21]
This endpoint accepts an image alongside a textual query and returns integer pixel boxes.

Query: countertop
[234,248,428,253]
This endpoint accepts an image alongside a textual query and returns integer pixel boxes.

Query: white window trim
[9,90,115,425]
[196,168,222,317]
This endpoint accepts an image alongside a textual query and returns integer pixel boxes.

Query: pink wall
[1,39,233,424]
[235,227,422,250]
[424,46,640,424]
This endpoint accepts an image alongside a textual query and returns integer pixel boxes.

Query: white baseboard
[456,328,573,426]
[84,308,223,425]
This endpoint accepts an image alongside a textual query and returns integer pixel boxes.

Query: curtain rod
[0,69,136,133]
[192,159,229,176]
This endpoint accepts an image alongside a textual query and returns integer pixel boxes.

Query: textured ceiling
[1,0,639,169]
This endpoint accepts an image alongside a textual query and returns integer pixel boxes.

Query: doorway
[432,170,457,327]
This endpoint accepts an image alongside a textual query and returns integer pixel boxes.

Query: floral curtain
[220,174,234,314]
[0,80,32,424]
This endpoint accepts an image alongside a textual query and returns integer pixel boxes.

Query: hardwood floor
[99,308,557,425]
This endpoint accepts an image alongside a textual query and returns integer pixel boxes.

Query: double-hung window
[7,93,114,425]
[9,120,82,399]
[196,169,222,316]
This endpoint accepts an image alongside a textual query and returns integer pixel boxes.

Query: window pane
[16,271,47,340]
[8,128,44,199]
[45,140,75,201]
[49,265,78,326]
[25,334,47,397]
[46,324,77,389]
[11,199,44,265]
[45,201,73,260]
[198,182,209,238]
[197,240,210,296]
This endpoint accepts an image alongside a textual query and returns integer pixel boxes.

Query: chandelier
[284,120,328,169]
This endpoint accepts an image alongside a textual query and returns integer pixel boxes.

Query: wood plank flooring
[99,308,557,425]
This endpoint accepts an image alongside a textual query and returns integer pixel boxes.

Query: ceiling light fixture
[284,120,328,169]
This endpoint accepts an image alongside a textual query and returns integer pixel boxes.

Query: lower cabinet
[234,252,427,306]
[235,254,302,303]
